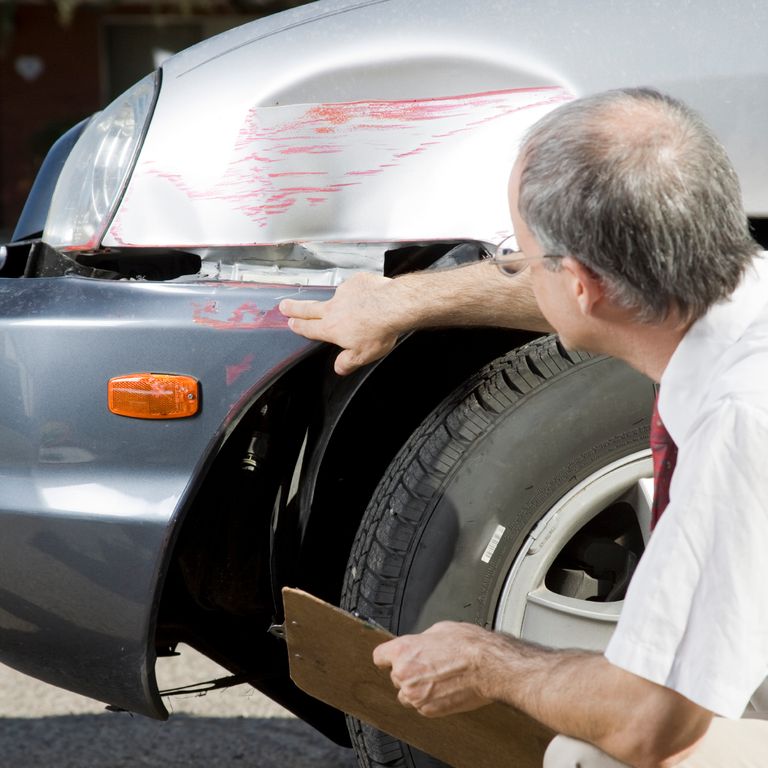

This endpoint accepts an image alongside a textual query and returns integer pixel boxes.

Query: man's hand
[372,621,493,717]
[373,621,712,767]
[280,261,552,376]
[279,273,403,375]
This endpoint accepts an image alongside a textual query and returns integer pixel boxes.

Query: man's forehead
[507,158,525,215]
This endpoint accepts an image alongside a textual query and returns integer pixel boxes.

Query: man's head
[513,87,759,325]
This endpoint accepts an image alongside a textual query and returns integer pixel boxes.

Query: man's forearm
[473,631,711,767]
[389,261,551,333]
[280,260,551,374]
[374,623,712,768]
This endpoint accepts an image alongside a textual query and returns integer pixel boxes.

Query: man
[280,89,768,766]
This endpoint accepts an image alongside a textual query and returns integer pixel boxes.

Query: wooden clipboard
[283,588,554,768]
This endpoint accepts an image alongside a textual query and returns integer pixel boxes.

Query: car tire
[341,335,655,768]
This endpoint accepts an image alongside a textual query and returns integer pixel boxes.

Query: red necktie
[650,395,678,529]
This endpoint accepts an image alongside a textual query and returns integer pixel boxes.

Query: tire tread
[341,336,594,768]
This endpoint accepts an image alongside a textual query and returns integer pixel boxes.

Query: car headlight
[44,71,159,250]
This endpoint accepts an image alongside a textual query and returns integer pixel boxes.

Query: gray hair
[518,88,759,322]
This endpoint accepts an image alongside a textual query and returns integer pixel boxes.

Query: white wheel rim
[494,449,653,651]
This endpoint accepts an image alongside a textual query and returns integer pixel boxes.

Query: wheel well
[292,326,538,606]
[158,327,537,632]
[153,327,534,740]
[154,346,357,741]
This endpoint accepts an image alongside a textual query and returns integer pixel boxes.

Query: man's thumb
[334,349,360,376]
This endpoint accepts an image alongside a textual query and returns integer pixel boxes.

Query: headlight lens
[44,72,159,250]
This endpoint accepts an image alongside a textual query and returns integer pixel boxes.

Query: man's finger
[334,349,364,376]
[397,688,417,709]
[279,298,327,319]
[286,317,330,342]
[372,639,396,668]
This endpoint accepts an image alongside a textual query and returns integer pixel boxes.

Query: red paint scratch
[114,86,573,239]
[268,171,328,178]
[355,123,412,131]
[304,100,471,126]
[279,145,344,155]
[262,135,316,142]
[431,128,473,139]
[226,353,256,385]
[192,301,289,330]
[394,147,429,159]
[345,169,384,176]
[242,153,278,163]
[270,186,340,195]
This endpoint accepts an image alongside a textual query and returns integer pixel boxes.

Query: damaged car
[2,1,767,766]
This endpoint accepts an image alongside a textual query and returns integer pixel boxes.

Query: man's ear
[562,256,605,317]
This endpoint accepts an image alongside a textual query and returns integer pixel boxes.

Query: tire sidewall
[394,355,653,635]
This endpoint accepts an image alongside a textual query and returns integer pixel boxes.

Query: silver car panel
[103,0,768,256]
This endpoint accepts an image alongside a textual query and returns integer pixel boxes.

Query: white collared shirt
[605,253,768,718]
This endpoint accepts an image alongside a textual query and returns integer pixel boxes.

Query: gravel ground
[0,645,359,768]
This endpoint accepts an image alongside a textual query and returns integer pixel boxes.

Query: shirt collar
[659,253,768,444]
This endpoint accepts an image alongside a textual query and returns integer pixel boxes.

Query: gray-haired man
[281,89,768,766]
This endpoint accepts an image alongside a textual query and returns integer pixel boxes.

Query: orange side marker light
[108,373,200,419]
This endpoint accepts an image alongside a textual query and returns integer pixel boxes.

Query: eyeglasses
[486,234,564,277]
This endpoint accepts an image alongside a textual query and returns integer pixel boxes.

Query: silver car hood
[104,0,768,252]
[106,86,569,249]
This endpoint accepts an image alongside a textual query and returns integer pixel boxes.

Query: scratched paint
[225,353,256,385]
[106,87,572,249]
[192,301,288,330]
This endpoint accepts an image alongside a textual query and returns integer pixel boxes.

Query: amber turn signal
[108,373,200,419]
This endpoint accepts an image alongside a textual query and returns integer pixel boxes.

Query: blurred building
[0,0,310,239]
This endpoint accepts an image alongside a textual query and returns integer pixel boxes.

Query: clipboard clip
[352,611,389,633]
[268,622,286,639]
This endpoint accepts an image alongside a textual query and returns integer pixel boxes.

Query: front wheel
[341,336,655,768]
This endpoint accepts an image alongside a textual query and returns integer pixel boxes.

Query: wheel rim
[495,449,653,651]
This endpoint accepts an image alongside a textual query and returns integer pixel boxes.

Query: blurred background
[0,0,313,241]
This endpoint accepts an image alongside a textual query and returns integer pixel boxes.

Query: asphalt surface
[0,645,358,768]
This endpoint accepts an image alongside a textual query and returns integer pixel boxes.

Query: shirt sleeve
[605,398,768,718]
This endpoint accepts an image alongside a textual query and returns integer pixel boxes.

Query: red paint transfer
[192,301,289,330]
[113,86,571,243]
[226,353,256,385]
